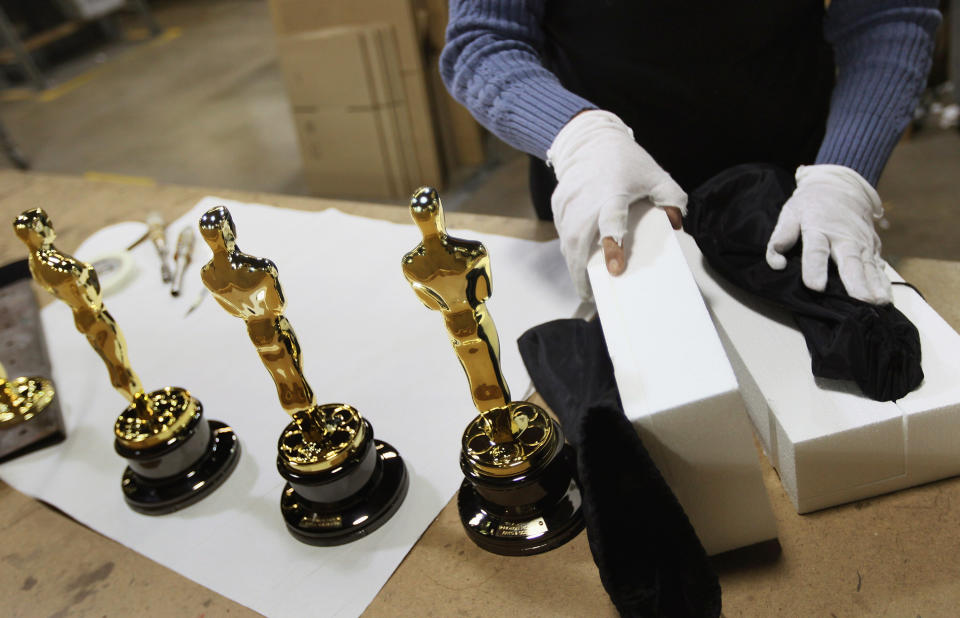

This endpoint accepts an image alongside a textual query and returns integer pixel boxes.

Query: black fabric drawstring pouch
[518,319,721,618]
[684,163,923,401]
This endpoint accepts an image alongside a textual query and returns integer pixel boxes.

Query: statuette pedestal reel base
[0,376,65,463]
[115,392,240,515]
[278,419,409,546]
[458,416,585,556]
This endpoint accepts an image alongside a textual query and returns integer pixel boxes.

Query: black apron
[530,0,836,220]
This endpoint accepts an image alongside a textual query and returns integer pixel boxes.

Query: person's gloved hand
[766,164,891,305]
[547,110,686,299]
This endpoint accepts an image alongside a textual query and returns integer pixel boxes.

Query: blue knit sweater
[440,0,940,186]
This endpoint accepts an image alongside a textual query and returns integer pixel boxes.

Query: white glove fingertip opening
[648,178,688,214]
[766,249,787,271]
[597,201,629,247]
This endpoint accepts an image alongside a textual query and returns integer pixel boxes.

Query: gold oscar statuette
[0,360,62,461]
[199,205,407,545]
[13,208,240,514]
[402,187,584,556]
[0,360,54,429]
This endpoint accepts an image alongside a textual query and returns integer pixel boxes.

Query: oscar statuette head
[13,208,55,252]
[198,205,237,253]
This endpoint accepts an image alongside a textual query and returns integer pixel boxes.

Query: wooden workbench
[2,171,959,617]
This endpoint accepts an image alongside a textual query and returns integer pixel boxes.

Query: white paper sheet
[0,197,580,617]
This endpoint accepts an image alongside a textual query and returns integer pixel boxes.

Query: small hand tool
[171,227,194,297]
[146,212,172,283]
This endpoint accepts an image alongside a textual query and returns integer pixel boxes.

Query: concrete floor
[1,0,307,195]
[1,0,958,264]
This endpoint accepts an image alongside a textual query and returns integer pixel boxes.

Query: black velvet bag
[684,164,923,401]
[519,319,721,618]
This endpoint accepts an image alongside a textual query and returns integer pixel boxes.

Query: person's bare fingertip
[664,207,683,229]
[607,258,623,275]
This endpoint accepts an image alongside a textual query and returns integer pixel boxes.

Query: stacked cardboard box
[276,25,416,198]
[420,0,486,173]
[269,0,485,199]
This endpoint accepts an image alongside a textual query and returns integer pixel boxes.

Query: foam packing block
[587,204,777,555]
[676,232,960,514]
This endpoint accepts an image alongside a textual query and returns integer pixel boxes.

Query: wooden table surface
[2,170,959,617]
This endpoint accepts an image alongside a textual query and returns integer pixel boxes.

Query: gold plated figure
[199,206,363,472]
[402,188,513,442]
[401,187,582,555]
[199,205,407,544]
[0,360,54,428]
[13,209,193,448]
[14,208,239,514]
[402,188,555,475]
[15,209,142,401]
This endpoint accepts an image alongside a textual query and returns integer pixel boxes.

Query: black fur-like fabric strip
[519,318,721,617]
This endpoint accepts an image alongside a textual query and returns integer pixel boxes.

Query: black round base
[121,420,241,515]
[280,440,408,546]
[458,444,584,556]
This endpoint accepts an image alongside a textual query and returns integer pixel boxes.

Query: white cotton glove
[765,164,892,305]
[547,110,687,299]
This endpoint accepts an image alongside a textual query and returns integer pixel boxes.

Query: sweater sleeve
[816,0,941,185]
[439,0,597,160]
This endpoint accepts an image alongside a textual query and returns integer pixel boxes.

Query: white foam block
[677,233,960,513]
[588,205,777,554]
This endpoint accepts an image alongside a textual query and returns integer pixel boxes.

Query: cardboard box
[677,233,960,513]
[363,27,416,192]
[279,25,413,199]
[269,0,445,189]
[294,106,402,199]
[418,1,487,174]
[268,0,426,74]
[276,27,390,107]
[399,67,444,187]
[426,52,486,172]
[588,207,777,554]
